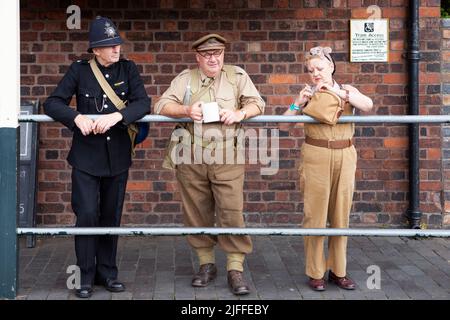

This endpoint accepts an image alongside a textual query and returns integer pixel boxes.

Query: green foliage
[443,0,450,18]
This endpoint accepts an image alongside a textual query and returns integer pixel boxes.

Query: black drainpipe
[406,0,422,229]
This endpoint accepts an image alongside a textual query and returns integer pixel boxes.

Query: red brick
[351,8,369,18]
[348,0,362,7]
[126,182,152,191]
[420,181,442,191]
[384,138,408,148]
[127,53,154,63]
[21,32,38,41]
[419,7,440,17]
[419,73,440,84]
[37,54,66,63]
[389,52,404,63]
[391,0,406,6]
[268,74,296,84]
[125,32,154,41]
[295,9,325,19]
[40,33,67,41]
[384,74,407,84]
[383,8,407,18]
[362,213,377,224]
[384,181,409,191]
[427,148,441,160]
[267,96,294,105]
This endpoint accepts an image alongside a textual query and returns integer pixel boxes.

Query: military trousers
[299,143,357,279]
[71,168,128,286]
[176,163,252,254]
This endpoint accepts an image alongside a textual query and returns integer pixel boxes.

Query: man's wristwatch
[240,109,247,120]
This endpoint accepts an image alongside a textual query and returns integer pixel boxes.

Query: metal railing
[15,113,450,239]
[2,114,448,300]
[17,227,450,237]
[19,114,450,124]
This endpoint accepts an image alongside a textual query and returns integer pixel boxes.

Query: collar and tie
[202,76,214,87]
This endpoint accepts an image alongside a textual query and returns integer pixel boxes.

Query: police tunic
[44,58,150,177]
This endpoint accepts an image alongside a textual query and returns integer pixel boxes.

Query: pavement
[16,235,450,300]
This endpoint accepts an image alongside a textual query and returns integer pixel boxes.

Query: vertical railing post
[0,0,20,299]
[0,132,19,299]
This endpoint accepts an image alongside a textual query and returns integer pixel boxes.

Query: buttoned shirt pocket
[77,87,102,113]
[216,94,237,111]
[104,83,128,112]
[113,82,129,102]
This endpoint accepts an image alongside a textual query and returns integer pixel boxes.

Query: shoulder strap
[223,65,238,101]
[89,59,127,110]
[182,74,192,105]
[189,68,215,103]
[185,66,239,106]
[189,68,200,98]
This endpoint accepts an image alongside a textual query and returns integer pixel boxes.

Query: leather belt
[305,136,352,149]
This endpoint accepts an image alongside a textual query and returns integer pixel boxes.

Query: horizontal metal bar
[17,227,450,237]
[18,114,450,124]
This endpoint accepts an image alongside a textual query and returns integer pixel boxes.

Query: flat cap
[192,33,227,51]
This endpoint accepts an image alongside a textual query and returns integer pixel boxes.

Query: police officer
[155,34,265,295]
[44,16,150,298]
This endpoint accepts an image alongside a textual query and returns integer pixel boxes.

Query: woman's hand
[295,84,314,106]
[317,81,347,101]
[317,81,343,97]
[280,84,314,131]
[341,84,374,112]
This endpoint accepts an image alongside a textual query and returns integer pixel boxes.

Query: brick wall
[19,0,446,227]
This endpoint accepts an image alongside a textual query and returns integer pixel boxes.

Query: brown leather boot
[191,263,217,287]
[227,270,250,295]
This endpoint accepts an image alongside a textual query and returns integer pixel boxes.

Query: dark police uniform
[45,58,149,176]
[43,17,150,296]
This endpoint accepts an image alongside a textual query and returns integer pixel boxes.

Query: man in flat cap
[44,16,150,298]
[155,33,265,295]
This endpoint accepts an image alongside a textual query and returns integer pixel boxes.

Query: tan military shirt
[155,66,265,141]
[304,82,355,141]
